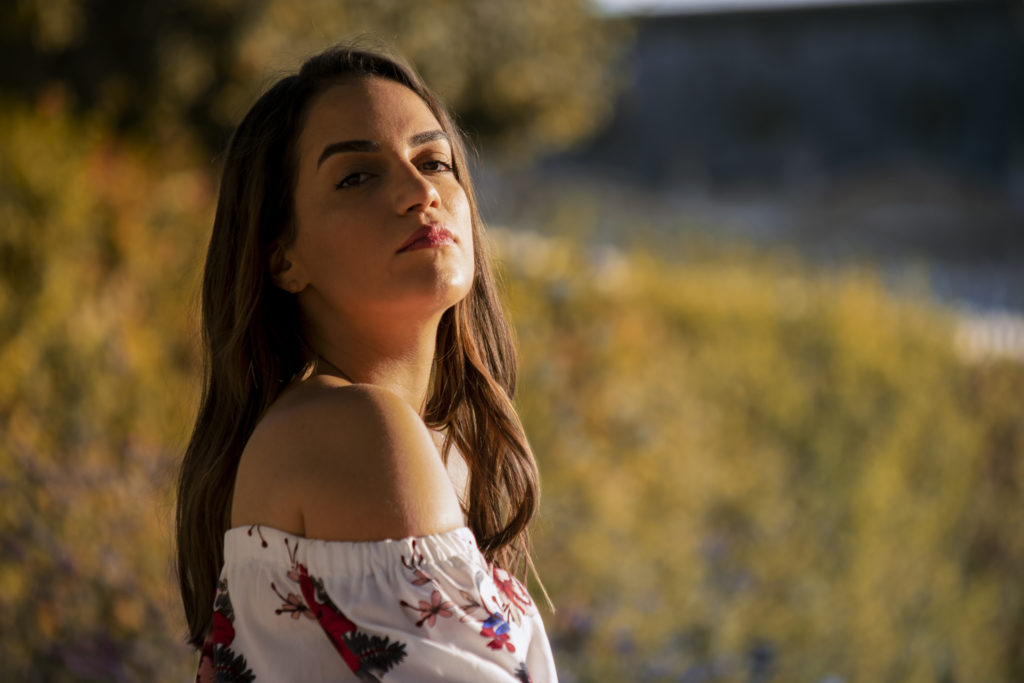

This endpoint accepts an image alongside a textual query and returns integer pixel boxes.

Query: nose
[393,163,441,215]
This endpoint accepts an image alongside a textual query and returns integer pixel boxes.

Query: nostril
[398,177,440,214]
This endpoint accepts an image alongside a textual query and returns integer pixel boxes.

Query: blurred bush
[0,99,205,681]
[495,229,1024,682]
[0,86,1022,683]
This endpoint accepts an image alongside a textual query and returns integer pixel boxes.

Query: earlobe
[278,267,305,294]
[270,243,308,294]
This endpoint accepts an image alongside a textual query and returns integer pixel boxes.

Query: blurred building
[511,0,1024,312]
[585,0,1021,193]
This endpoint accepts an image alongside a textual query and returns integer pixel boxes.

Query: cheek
[450,189,473,243]
[454,197,476,279]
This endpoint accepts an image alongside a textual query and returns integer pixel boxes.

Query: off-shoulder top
[195,525,557,682]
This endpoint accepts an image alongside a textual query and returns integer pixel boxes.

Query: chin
[398,263,473,315]
[435,269,474,309]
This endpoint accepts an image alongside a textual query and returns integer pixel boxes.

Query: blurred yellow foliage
[0,101,206,681]
[0,104,1021,681]
[494,229,1024,682]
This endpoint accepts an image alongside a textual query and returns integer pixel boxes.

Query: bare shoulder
[231,377,464,541]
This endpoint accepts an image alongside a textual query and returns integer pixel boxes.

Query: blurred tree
[0,0,628,157]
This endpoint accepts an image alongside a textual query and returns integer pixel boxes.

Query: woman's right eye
[336,172,371,189]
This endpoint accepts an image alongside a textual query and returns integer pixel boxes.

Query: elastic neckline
[223,524,481,577]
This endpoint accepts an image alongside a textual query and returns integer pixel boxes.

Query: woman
[176,45,556,681]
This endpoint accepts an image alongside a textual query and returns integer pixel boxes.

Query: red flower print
[272,539,407,678]
[212,610,235,647]
[295,563,362,672]
[195,635,215,683]
[492,566,534,617]
[271,581,314,620]
[401,589,456,627]
[409,569,432,586]
[400,540,425,572]
[480,613,516,653]
[199,581,254,683]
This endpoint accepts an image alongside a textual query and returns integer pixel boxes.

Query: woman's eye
[336,172,372,189]
[420,159,454,173]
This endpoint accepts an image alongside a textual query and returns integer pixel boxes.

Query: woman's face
[281,77,474,329]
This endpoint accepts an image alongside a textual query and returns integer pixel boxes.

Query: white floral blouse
[195,525,557,682]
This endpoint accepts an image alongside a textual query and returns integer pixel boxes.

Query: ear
[269,241,309,294]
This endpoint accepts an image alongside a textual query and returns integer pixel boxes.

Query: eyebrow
[316,129,450,169]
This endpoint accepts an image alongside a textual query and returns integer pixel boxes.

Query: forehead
[298,77,443,157]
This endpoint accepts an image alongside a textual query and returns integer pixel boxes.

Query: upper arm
[232,382,464,542]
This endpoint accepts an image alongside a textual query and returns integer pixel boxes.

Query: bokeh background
[1,0,1022,681]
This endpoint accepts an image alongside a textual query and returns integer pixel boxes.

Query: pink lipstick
[397,225,455,253]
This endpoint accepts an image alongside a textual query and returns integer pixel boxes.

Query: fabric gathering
[195,526,556,682]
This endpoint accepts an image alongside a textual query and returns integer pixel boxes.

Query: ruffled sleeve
[196,525,557,682]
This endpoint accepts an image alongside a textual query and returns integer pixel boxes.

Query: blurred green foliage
[0,0,627,157]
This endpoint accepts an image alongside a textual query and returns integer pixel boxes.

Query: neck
[303,311,443,413]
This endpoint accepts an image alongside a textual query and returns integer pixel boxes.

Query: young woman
[176,46,556,681]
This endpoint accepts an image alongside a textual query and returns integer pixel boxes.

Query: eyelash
[421,159,454,174]
[335,172,372,189]
[334,159,454,190]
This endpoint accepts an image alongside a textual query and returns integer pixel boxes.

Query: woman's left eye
[420,159,454,173]
[335,172,372,189]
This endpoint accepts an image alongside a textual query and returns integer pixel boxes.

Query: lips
[396,224,456,253]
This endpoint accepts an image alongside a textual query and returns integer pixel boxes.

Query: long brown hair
[176,45,539,648]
